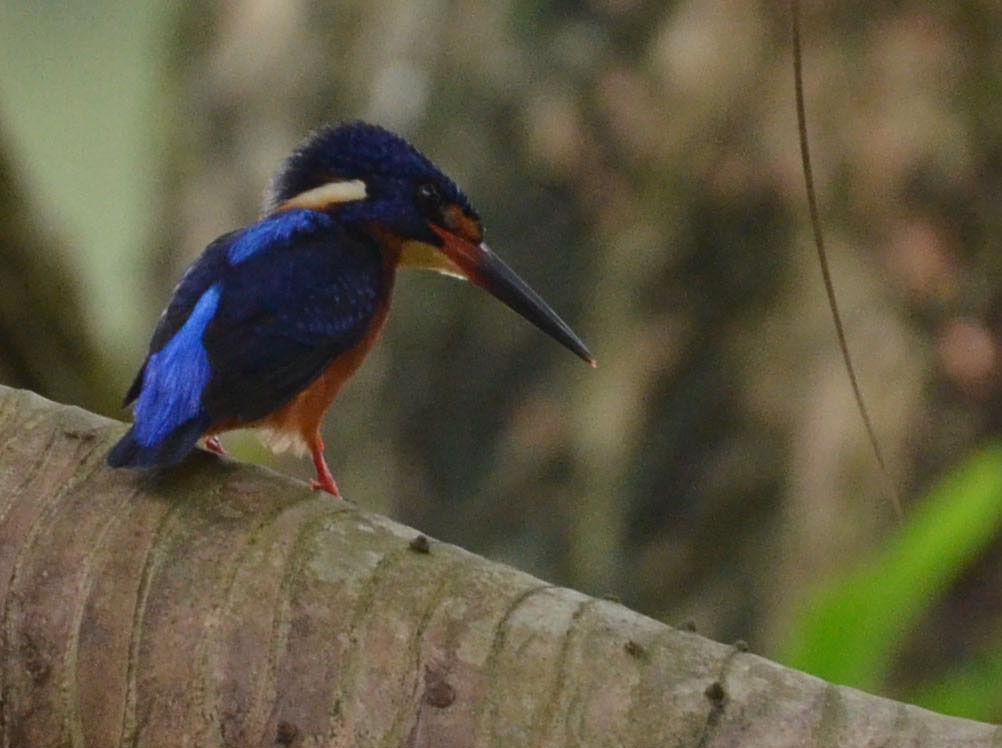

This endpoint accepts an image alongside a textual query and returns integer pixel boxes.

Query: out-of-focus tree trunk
[0,384,998,747]
[0,136,116,413]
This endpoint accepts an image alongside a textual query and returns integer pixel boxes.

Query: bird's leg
[204,435,227,456]
[308,432,340,497]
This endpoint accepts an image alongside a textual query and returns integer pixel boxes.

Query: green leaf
[781,443,1002,692]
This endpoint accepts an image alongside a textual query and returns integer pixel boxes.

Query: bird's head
[265,121,594,366]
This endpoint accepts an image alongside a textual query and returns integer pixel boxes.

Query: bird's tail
[106,415,211,469]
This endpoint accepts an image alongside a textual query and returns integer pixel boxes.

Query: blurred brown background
[3,0,1002,718]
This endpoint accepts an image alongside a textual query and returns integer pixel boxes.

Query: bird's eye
[415,182,442,215]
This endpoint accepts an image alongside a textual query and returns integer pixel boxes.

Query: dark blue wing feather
[121,227,234,405]
[200,218,382,423]
[108,210,383,467]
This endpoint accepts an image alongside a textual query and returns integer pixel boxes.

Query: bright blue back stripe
[133,284,222,447]
[227,210,331,265]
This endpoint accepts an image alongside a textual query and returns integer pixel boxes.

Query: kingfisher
[107,122,594,496]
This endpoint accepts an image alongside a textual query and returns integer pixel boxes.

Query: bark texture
[0,384,998,747]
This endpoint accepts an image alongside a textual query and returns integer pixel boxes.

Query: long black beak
[432,226,596,366]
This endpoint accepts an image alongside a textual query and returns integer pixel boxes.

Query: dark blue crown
[265,122,474,217]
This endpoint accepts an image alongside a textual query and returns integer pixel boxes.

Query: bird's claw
[310,475,341,497]
[204,436,227,456]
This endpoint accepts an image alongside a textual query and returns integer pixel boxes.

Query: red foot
[309,434,341,498]
[204,435,227,456]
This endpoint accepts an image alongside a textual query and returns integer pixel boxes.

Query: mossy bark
[0,385,997,747]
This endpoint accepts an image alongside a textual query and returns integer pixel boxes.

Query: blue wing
[107,210,383,468]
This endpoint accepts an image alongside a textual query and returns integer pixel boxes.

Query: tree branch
[0,385,997,746]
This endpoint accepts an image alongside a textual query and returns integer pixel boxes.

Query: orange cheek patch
[442,204,483,244]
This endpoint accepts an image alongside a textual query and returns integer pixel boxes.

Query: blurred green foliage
[783,444,1002,720]
[0,0,166,356]
[2,0,1002,723]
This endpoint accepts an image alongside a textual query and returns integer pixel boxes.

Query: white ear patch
[280,179,367,211]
